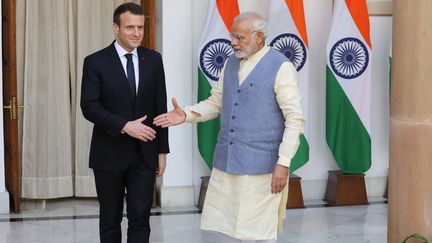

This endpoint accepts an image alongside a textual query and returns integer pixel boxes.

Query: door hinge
[3,97,24,120]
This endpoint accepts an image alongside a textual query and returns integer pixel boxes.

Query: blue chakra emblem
[329,37,369,79]
[199,38,233,81]
[270,33,307,71]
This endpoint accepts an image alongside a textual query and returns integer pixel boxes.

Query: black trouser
[94,157,156,243]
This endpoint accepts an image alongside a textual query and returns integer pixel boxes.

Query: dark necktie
[125,53,136,97]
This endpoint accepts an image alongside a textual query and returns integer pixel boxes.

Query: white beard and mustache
[233,40,260,59]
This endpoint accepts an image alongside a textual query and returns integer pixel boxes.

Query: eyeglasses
[229,33,246,42]
[229,30,258,42]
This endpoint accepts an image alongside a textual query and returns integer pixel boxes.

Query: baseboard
[364,176,388,197]
[158,177,387,207]
[159,185,195,207]
[20,199,47,210]
[300,176,388,200]
[0,191,10,214]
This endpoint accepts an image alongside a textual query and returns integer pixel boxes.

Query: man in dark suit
[80,3,169,243]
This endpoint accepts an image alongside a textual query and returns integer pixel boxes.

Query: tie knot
[125,53,133,60]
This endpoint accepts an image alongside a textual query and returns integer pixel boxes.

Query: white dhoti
[201,168,288,240]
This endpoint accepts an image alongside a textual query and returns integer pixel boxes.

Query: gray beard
[234,51,248,59]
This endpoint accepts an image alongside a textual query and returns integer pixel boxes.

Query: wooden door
[141,0,155,50]
[2,0,20,213]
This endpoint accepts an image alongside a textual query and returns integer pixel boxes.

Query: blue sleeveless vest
[213,48,288,174]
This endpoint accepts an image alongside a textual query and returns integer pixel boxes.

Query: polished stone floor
[0,199,387,243]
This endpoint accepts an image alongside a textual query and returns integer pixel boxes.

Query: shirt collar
[114,41,138,58]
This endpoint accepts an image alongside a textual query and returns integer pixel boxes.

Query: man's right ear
[112,23,119,34]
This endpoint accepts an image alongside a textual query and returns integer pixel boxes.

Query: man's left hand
[271,164,289,194]
[156,154,167,176]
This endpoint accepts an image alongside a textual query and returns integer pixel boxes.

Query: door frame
[2,0,20,213]
[141,0,155,50]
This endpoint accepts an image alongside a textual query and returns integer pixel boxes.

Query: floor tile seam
[0,209,203,223]
[0,201,387,223]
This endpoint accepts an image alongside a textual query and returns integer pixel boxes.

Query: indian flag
[197,0,239,169]
[267,0,310,173]
[326,0,372,174]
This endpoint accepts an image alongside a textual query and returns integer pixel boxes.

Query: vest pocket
[247,138,281,152]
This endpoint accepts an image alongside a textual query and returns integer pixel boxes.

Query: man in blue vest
[154,12,304,243]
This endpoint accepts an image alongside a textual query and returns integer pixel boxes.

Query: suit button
[229,142,233,145]
[232,116,236,120]
[237,90,241,93]
[234,103,239,106]
[230,129,234,133]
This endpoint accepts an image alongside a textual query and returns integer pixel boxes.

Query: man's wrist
[121,122,129,134]
[182,111,187,122]
[276,155,291,168]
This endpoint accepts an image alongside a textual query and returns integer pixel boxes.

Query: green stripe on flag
[326,67,371,174]
[197,68,220,169]
[290,134,309,173]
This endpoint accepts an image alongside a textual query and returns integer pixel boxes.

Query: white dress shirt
[114,41,139,94]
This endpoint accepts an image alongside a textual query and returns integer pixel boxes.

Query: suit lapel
[136,48,150,105]
[107,44,135,103]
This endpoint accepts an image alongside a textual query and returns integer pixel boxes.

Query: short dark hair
[113,2,144,26]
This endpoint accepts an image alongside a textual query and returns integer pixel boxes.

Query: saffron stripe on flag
[285,0,309,47]
[345,0,371,48]
[216,0,239,30]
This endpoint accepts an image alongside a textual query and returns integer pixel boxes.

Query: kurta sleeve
[274,61,305,168]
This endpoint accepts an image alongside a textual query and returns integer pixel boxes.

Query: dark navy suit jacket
[80,42,169,171]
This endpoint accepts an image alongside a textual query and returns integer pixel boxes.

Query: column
[388,0,432,241]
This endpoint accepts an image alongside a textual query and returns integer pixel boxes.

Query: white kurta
[186,46,304,240]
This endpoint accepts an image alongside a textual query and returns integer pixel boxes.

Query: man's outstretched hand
[153,98,186,128]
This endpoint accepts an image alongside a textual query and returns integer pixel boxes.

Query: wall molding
[301,176,388,200]
[159,176,387,207]
[160,185,195,207]
[368,0,393,16]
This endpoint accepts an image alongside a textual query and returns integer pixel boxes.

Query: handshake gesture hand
[153,98,186,128]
